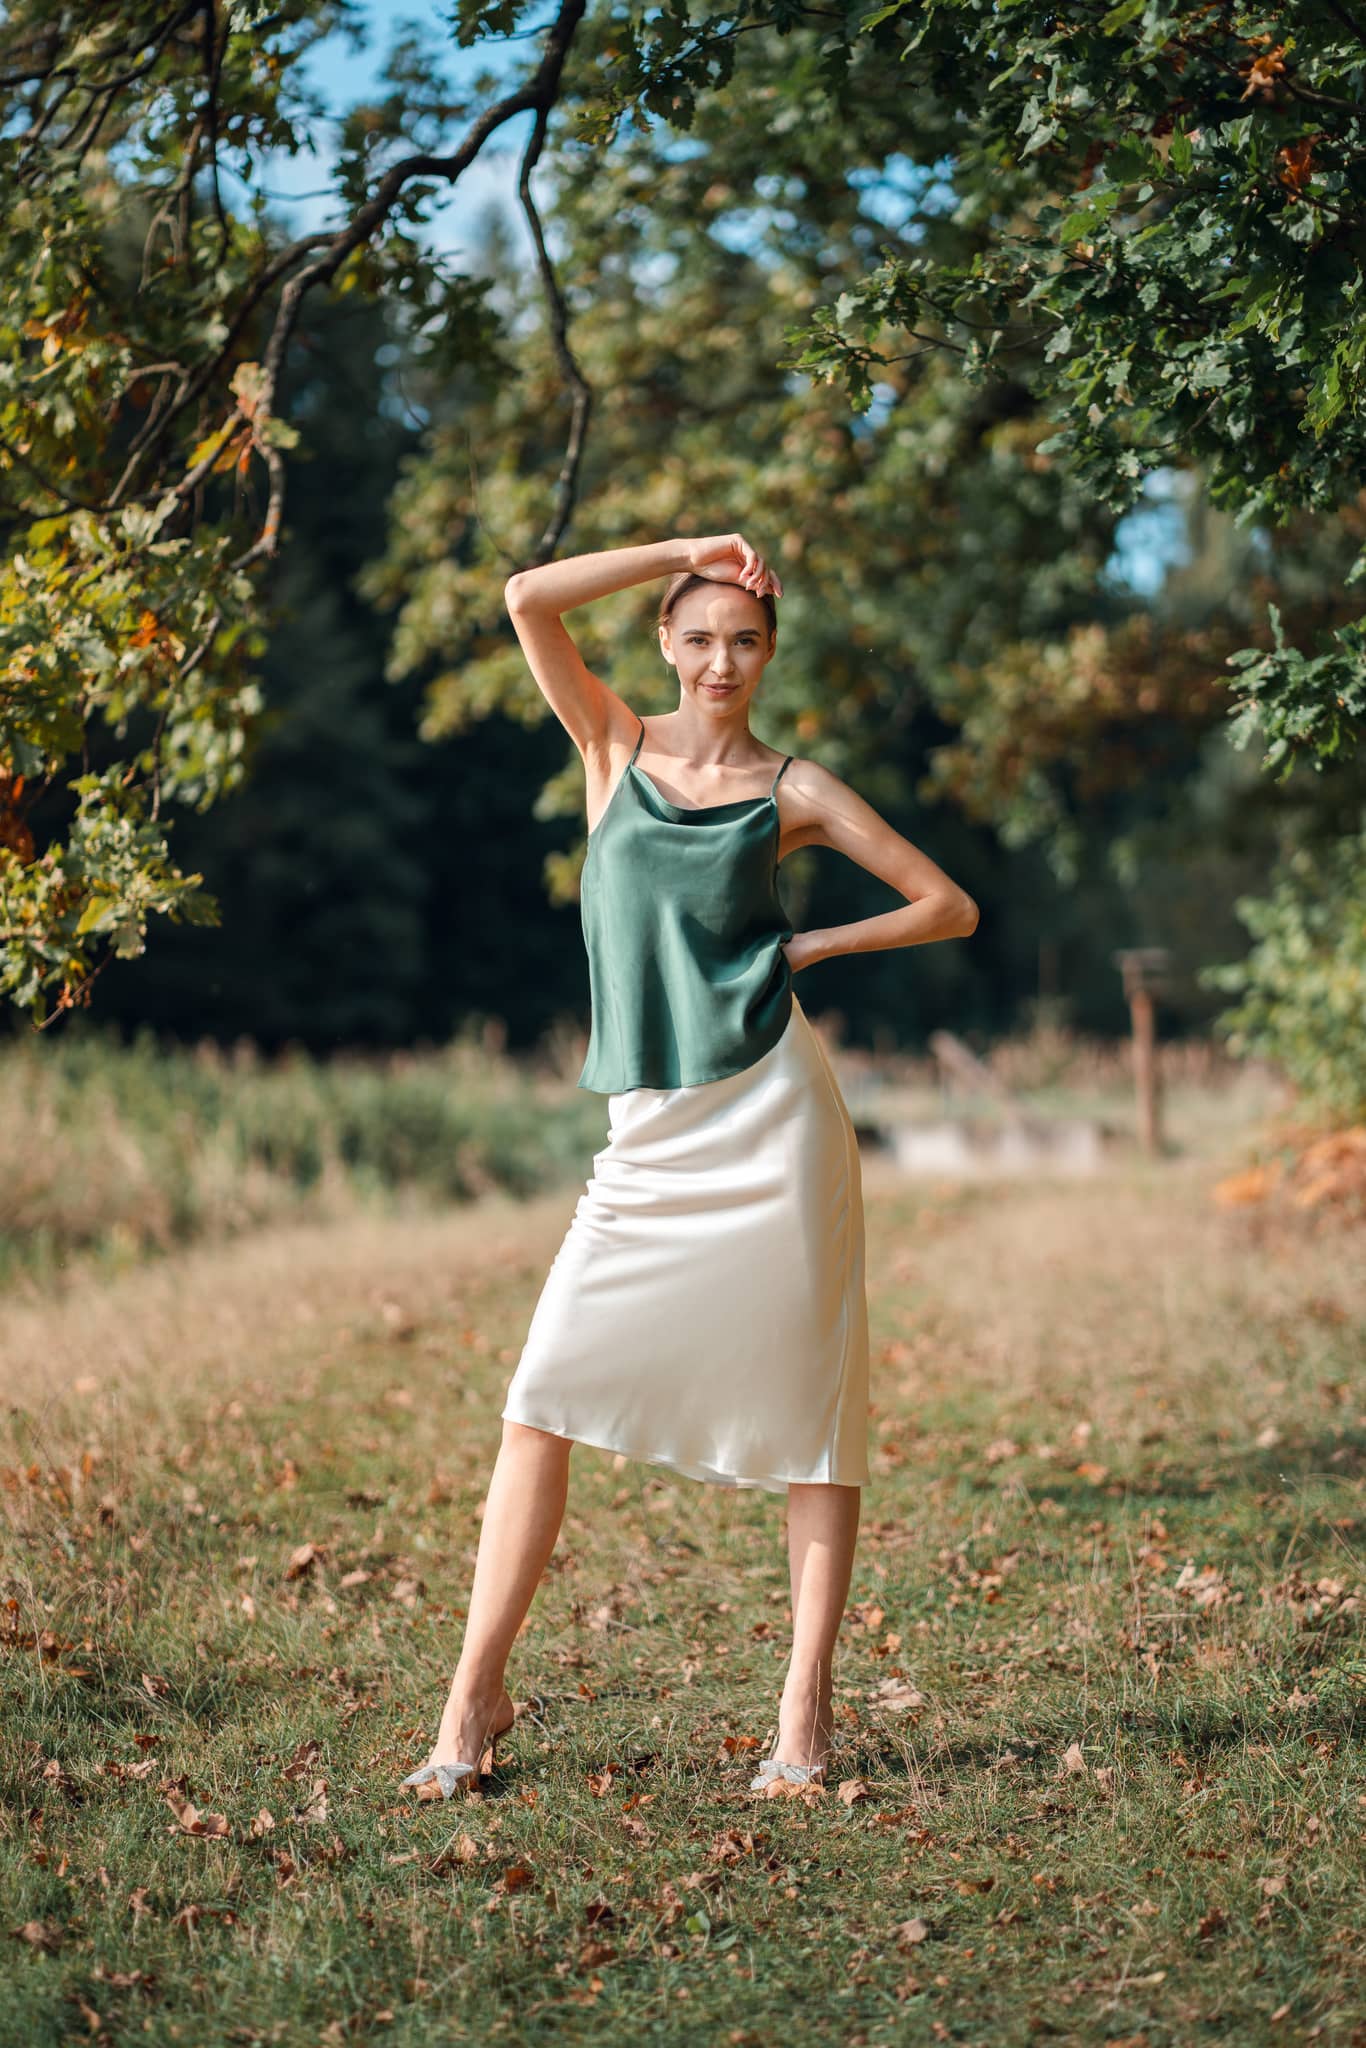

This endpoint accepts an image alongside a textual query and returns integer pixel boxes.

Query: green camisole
[577,716,796,1094]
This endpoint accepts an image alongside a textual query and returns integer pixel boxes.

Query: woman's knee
[501,1418,573,1459]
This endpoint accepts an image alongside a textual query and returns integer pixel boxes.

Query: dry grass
[2,1126,1363,2048]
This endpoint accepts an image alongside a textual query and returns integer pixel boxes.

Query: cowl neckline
[629,761,777,824]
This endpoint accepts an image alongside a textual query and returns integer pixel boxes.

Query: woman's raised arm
[504,540,692,755]
[504,533,780,754]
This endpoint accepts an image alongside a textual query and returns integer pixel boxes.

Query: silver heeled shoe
[749,1753,828,1791]
[398,1713,513,1801]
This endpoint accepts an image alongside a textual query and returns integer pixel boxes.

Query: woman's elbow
[954,893,980,937]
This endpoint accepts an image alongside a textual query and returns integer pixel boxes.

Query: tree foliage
[1201,823,1366,1121]
[773,0,1366,779]
[0,0,550,1023]
[1,0,1362,1060]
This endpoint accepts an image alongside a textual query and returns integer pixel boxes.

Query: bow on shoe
[749,1756,827,1791]
[399,1760,479,1799]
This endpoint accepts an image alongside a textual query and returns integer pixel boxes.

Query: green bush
[1201,824,1366,1125]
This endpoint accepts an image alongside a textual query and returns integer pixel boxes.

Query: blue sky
[256,2,533,261]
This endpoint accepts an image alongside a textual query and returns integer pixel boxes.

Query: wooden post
[1131,984,1158,1153]
[1112,948,1170,1156]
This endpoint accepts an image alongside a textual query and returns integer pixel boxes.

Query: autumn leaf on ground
[873,1677,926,1711]
[281,1738,322,1781]
[846,1601,884,1629]
[165,1788,230,1837]
[1173,1560,1234,1608]
[11,1919,62,1951]
[757,1776,824,1800]
[284,1542,325,1580]
[292,1779,328,1824]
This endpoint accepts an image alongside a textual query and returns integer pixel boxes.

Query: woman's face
[659,587,775,713]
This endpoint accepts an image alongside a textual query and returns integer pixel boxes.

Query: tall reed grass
[1,1018,604,1293]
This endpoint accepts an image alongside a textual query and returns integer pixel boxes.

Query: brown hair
[657,571,777,640]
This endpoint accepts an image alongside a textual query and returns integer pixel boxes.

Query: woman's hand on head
[686,532,783,600]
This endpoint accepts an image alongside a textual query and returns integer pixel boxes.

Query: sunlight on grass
[2,1140,1362,2046]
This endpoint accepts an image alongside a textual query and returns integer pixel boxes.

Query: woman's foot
[771,1673,833,1775]
[421,1680,517,1776]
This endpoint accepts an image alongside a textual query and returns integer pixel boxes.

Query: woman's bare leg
[774,1481,862,1770]
[422,1419,573,1769]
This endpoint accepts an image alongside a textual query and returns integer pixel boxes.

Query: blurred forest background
[1,0,1359,1062]
[3,0,1365,1286]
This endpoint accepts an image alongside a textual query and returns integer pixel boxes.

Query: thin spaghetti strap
[770,753,794,795]
[629,716,646,765]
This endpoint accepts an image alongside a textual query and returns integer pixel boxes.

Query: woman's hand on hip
[782,932,824,975]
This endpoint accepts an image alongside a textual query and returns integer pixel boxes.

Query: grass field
[3,1088,1363,2046]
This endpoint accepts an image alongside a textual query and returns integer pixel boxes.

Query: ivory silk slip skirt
[499,991,871,1494]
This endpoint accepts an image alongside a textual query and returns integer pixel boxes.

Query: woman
[400,532,978,1801]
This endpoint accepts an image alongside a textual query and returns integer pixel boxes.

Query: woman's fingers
[708,533,781,599]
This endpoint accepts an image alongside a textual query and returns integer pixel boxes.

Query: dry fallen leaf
[873,1677,926,1712]
[294,1779,328,1824]
[164,1789,230,1838]
[11,1919,62,1951]
[284,1542,325,1581]
[281,1739,322,1782]
[721,1733,761,1757]
[895,1916,931,1947]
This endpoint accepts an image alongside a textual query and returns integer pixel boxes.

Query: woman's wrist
[785,929,835,973]
[506,538,694,613]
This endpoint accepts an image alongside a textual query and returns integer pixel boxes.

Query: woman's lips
[702,682,736,694]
